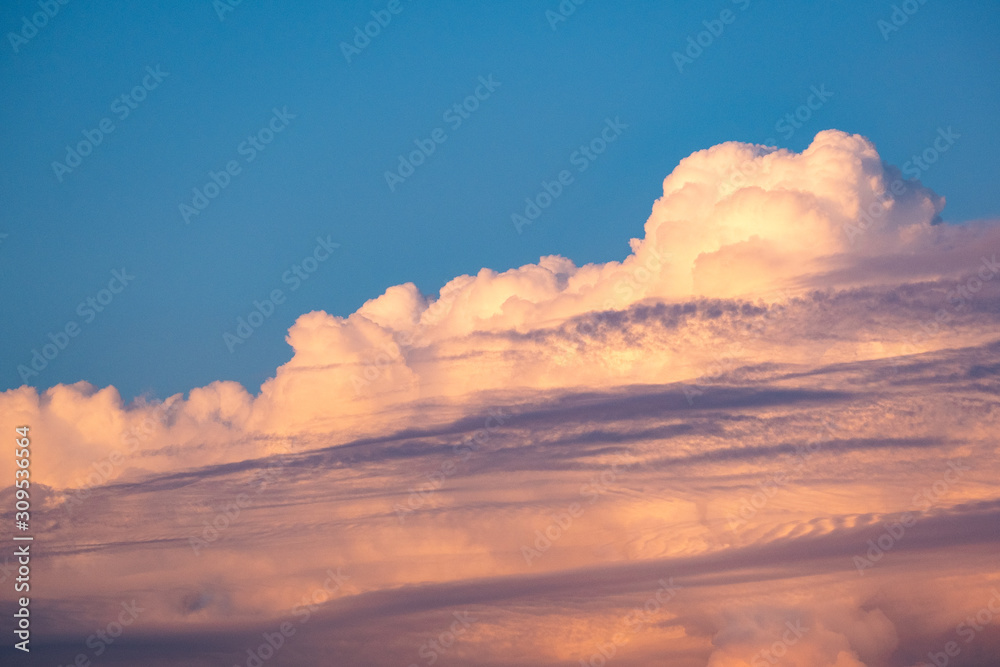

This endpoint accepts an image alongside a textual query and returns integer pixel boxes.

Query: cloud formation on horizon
[2,129,1000,666]
[4,129,998,490]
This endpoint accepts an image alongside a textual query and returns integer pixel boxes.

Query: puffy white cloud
[257,131,982,421]
[5,130,999,491]
[7,106,1000,667]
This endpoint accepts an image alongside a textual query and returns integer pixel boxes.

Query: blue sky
[4,5,1000,664]
[1,0,998,401]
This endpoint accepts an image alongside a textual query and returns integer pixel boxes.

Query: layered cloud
[4,351,999,666]
[4,130,998,489]
[2,130,999,665]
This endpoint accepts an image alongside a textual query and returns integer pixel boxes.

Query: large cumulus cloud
[2,129,998,489]
[2,130,1000,667]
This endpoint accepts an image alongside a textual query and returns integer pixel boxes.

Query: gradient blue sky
[2,0,998,401]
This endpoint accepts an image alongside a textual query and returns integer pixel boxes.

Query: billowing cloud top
[5,130,994,488]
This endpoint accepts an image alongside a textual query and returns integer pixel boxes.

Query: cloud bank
[5,130,998,488]
[2,130,999,666]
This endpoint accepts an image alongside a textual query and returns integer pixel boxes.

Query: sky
[1,0,998,400]
[2,1,1000,666]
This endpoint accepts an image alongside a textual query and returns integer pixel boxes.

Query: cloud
[2,129,999,665]
[5,130,999,490]
[4,349,1000,665]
